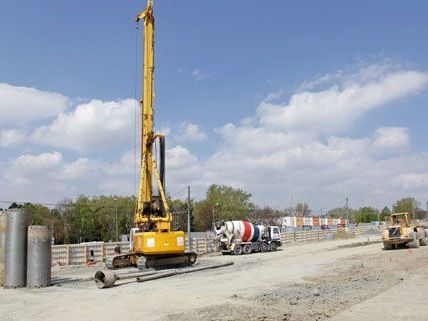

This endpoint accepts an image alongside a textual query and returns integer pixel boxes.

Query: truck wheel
[261,242,269,252]
[271,242,278,251]
[243,244,252,255]
[420,232,427,246]
[233,245,243,255]
[188,253,197,264]
[408,238,420,249]
[383,242,393,250]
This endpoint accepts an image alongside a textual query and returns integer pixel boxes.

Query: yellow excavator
[106,0,197,269]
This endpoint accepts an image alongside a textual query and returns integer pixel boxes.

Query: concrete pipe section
[27,225,52,288]
[4,209,29,288]
[0,214,6,286]
[94,271,118,289]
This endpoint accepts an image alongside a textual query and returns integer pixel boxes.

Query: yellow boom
[135,0,172,229]
[106,0,196,270]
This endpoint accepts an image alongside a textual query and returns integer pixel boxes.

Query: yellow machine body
[133,231,185,255]
[382,212,428,249]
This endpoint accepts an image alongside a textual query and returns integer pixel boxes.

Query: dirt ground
[1,235,428,321]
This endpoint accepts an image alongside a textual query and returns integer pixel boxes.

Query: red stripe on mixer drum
[242,221,253,242]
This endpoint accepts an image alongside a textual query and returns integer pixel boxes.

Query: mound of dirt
[333,229,352,239]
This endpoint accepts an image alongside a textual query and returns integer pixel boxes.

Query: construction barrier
[51,227,369,266]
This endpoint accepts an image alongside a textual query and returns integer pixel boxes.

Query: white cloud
[0,129,26,147]
[176,122,207,142]
[198,131,428,208]
[394,172,428,190]
[31,99,136,153]
[0,83,68,124]
[264,89,283,102]
[372,127,409,150]
[0,147,204,203]
[3,152,64,186]
[1,151,123,202]
[189,64,428,207]
[258,69,428,135]
[1,63,428,210]
[191,69,212,81]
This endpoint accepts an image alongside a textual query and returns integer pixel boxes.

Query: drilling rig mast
[106,0,196,269]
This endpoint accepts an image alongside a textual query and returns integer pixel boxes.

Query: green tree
[380,206,391,220]
[52,199,77,244]
[392,197,423,218]
[327,207,357,222]
[193,184,254,231]
[23,203,52,225]
[248,206,284,225]
[355,207,379,223]
[169,197,195,232]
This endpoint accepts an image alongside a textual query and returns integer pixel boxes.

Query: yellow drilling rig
[106,0,197,269]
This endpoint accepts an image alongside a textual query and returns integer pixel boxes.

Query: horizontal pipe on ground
[136,262,234,282]
[95,262,234,289]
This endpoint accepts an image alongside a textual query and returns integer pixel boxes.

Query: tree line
[2,185,426,244]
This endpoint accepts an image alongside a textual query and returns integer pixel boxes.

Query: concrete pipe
[4,209,29,288]
[0,214,6,286]
[94,271,118,289]
[27,225,52,288]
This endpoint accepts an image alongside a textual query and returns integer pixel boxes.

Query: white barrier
[51,227,369,266]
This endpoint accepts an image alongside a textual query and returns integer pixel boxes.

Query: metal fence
[51,227,369,266]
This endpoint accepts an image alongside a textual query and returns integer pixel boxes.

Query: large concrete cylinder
[27,225,52,288]
[0,214,7,286]
[4,209,29,288]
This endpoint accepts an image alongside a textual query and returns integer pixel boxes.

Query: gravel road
[1,235,427,321]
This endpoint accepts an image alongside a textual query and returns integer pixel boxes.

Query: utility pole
[212,203,220,231]
[345,197,349,228]
[377,209,380,230]
[187,186,191,251]
[114,197,118,241]
[212,205,215,229]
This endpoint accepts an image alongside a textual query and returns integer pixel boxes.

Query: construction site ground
[1,234,428,321]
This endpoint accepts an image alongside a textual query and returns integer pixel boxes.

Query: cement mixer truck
[214,221,282,255]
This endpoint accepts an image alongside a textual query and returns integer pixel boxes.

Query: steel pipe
[95,261,234,289]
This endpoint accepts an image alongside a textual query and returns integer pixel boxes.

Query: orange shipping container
[312,216,320,227]
[327,217,334,226]
[295,217,304,228]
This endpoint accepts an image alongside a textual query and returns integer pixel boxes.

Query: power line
[169,186,188,198]
[0,200,116,209]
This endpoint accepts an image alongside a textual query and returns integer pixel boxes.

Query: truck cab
[267,226,281,245]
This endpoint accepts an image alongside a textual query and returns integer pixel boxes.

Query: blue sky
[0,1,428,210]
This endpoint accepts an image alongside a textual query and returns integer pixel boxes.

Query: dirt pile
[333,229,352,239]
